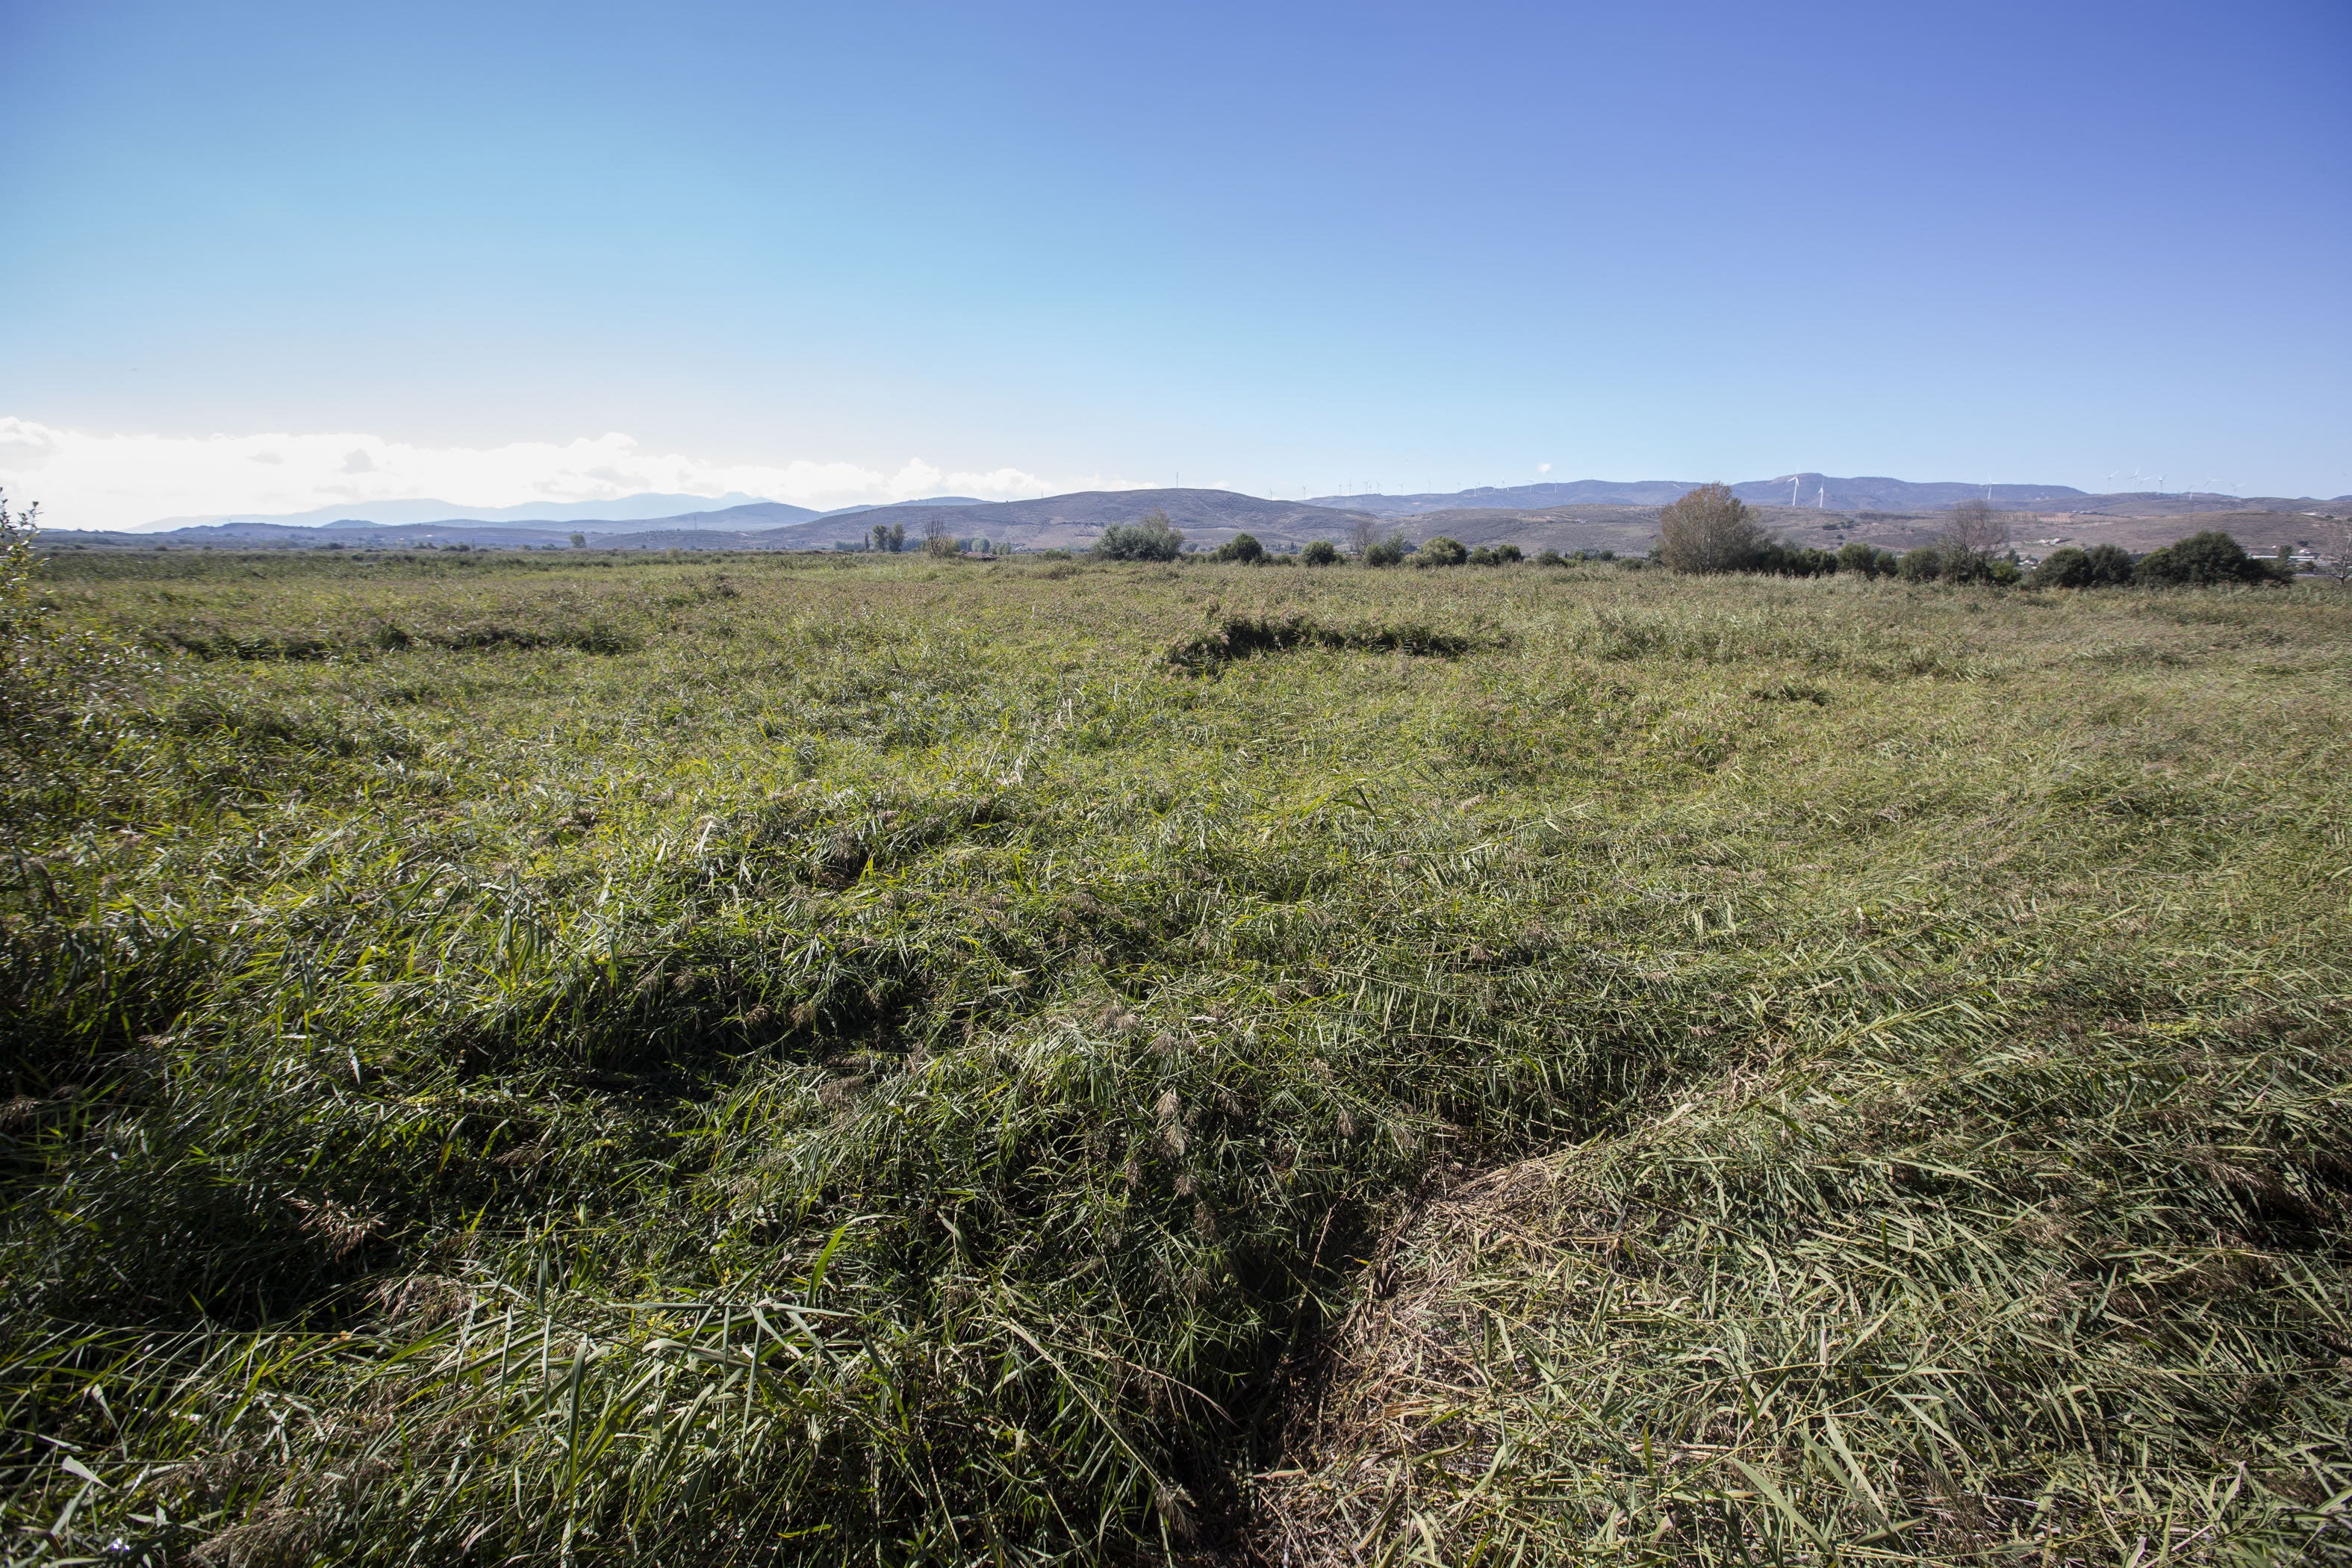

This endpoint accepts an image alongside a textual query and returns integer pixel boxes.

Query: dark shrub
[1416,536,1468,567]
[2082,543,2134,584]
[2033,544,2134,589]
[1365,535,1408,567]
[1300,539,1340,566]
[1490,543,1522,564]
[1897,547,1944,582]
[1213,532,1265,564]
[1092,511,1186,561]
[2031,546,2095,588]
[1658,482,1767,572]
[1535,550,1567,567]
[2135,531,2282,588]
[1836,541,1885,577]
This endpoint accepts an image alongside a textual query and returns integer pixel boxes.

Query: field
[4,547,2349,1565]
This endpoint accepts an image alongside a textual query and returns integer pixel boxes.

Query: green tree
[1092,510,1186,561]
[1657,483,1766,573]
[1833,541,1876,576]
[1299,539,1340,566]
[2030,547,2094,588]
[1897,547,1944,582]
[1416,535,1468,567]
[1213,532,1265,563]
[2135,531,2279,588]
[1364,532,1409,567]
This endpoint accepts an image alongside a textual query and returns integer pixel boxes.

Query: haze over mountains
[1313,475,2102,517]
[145,491,783,530]
[39,474,2349,559]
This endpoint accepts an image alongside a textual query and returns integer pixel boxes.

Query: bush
[1835,541,1891,578]
[1474,544,1523,564]
[1300,539,1340,566]
[2032,541,2144,588]
[2030,547,2094,588]
[2134,530,2283,588]
[1364,534,1409,568]
[1897,547,1944,582]
[1658,483,1767,573]
[1092,511,1186,562]
[1535,550,1567,567]
[1212,532,1265,564]
[1416,536,1469,568]
[2081,544,2132,584]
[1754,541,1838,577]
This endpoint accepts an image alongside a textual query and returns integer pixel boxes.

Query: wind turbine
[1790,475,1802,506]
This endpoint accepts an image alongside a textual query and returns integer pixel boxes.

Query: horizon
[4,1,2348,528]
[47,468,2352,541]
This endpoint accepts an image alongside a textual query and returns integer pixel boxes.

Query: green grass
[2,548,2348,1564]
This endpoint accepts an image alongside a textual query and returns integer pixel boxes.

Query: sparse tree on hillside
[1657,483,1767,573]
[1347,515,1380,558]
[1941,499,2012,564]
[924,517,958,559]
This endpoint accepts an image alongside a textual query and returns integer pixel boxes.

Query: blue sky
[3,0,2348,526]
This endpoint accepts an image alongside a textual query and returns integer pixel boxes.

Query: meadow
[2,544,2348,1565]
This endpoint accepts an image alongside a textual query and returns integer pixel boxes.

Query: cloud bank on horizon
[0,418,1133,531]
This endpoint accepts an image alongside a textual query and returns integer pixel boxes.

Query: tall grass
[2,550,2347,1564]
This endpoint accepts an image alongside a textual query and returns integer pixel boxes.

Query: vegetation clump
[1299,538,1340,566]
[1413,535,1468,567]
[1211,531,1266,563]
[2135,528,2289,587]
[2029,541,2135,588]
[1656,482,1767,573]
[1089,508,1186,561]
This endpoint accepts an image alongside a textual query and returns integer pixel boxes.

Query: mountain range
[1311,475,2104,517]
[37,476,2349,556]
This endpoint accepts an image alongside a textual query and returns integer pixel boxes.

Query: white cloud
[1536,461,1552,474]
[0,417,1139,531]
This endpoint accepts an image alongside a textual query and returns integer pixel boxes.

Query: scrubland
[3,548,2348,1565]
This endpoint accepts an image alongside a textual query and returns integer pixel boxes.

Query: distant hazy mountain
[1307,481,1696,515]
[51,481,2345,557]
[134,491,785,532]
[1313,475,2093,517]
[816,497,991,518]
[750,488,1371,552]
[1731,474,2088,511]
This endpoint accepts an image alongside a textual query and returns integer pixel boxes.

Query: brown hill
[750,488,1375,553]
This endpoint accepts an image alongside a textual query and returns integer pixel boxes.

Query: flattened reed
[3,550,2347,1564]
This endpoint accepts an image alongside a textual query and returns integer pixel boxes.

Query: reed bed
[2,548,2347,1564]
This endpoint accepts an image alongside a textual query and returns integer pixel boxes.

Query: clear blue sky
[4,0,2349,523]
